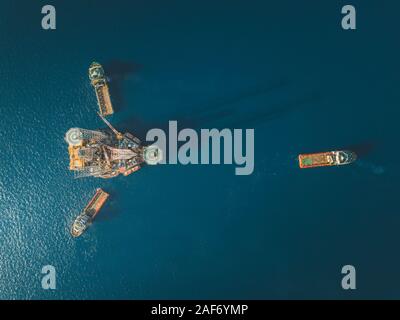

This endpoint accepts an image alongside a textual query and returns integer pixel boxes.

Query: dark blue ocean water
[0,0,399,299]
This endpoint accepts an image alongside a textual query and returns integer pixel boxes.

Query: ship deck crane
[97,112,123,140]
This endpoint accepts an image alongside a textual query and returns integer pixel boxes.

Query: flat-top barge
[71,188,109,237]
[89,62,114,116]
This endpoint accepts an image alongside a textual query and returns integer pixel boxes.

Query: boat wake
[355,160,385,175]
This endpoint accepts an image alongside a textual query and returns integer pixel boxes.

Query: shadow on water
[117,79,321,138]
[345,141,386,175]
[103,60,141,113]
[95,186,123,221]
[345,141,378,157]
[228,92,321,128]
[177,79,289,128]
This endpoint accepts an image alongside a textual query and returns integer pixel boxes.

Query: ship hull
[88,62,114,116]
[298,150,356,169]
[70,188,109,237]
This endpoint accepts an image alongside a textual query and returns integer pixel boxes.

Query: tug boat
[71,188,109,237]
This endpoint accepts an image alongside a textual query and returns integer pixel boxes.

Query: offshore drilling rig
[66,61,163,237]
[65,113,162,179]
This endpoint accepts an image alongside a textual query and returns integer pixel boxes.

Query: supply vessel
[89,62,114,116]
[65,113,162,178]
[298,150,357,169]
[71,188,109,237]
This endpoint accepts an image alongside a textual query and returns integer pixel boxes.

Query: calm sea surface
[0,0,399,299]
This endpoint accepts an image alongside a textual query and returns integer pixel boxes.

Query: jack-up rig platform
[65,113,162,179]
